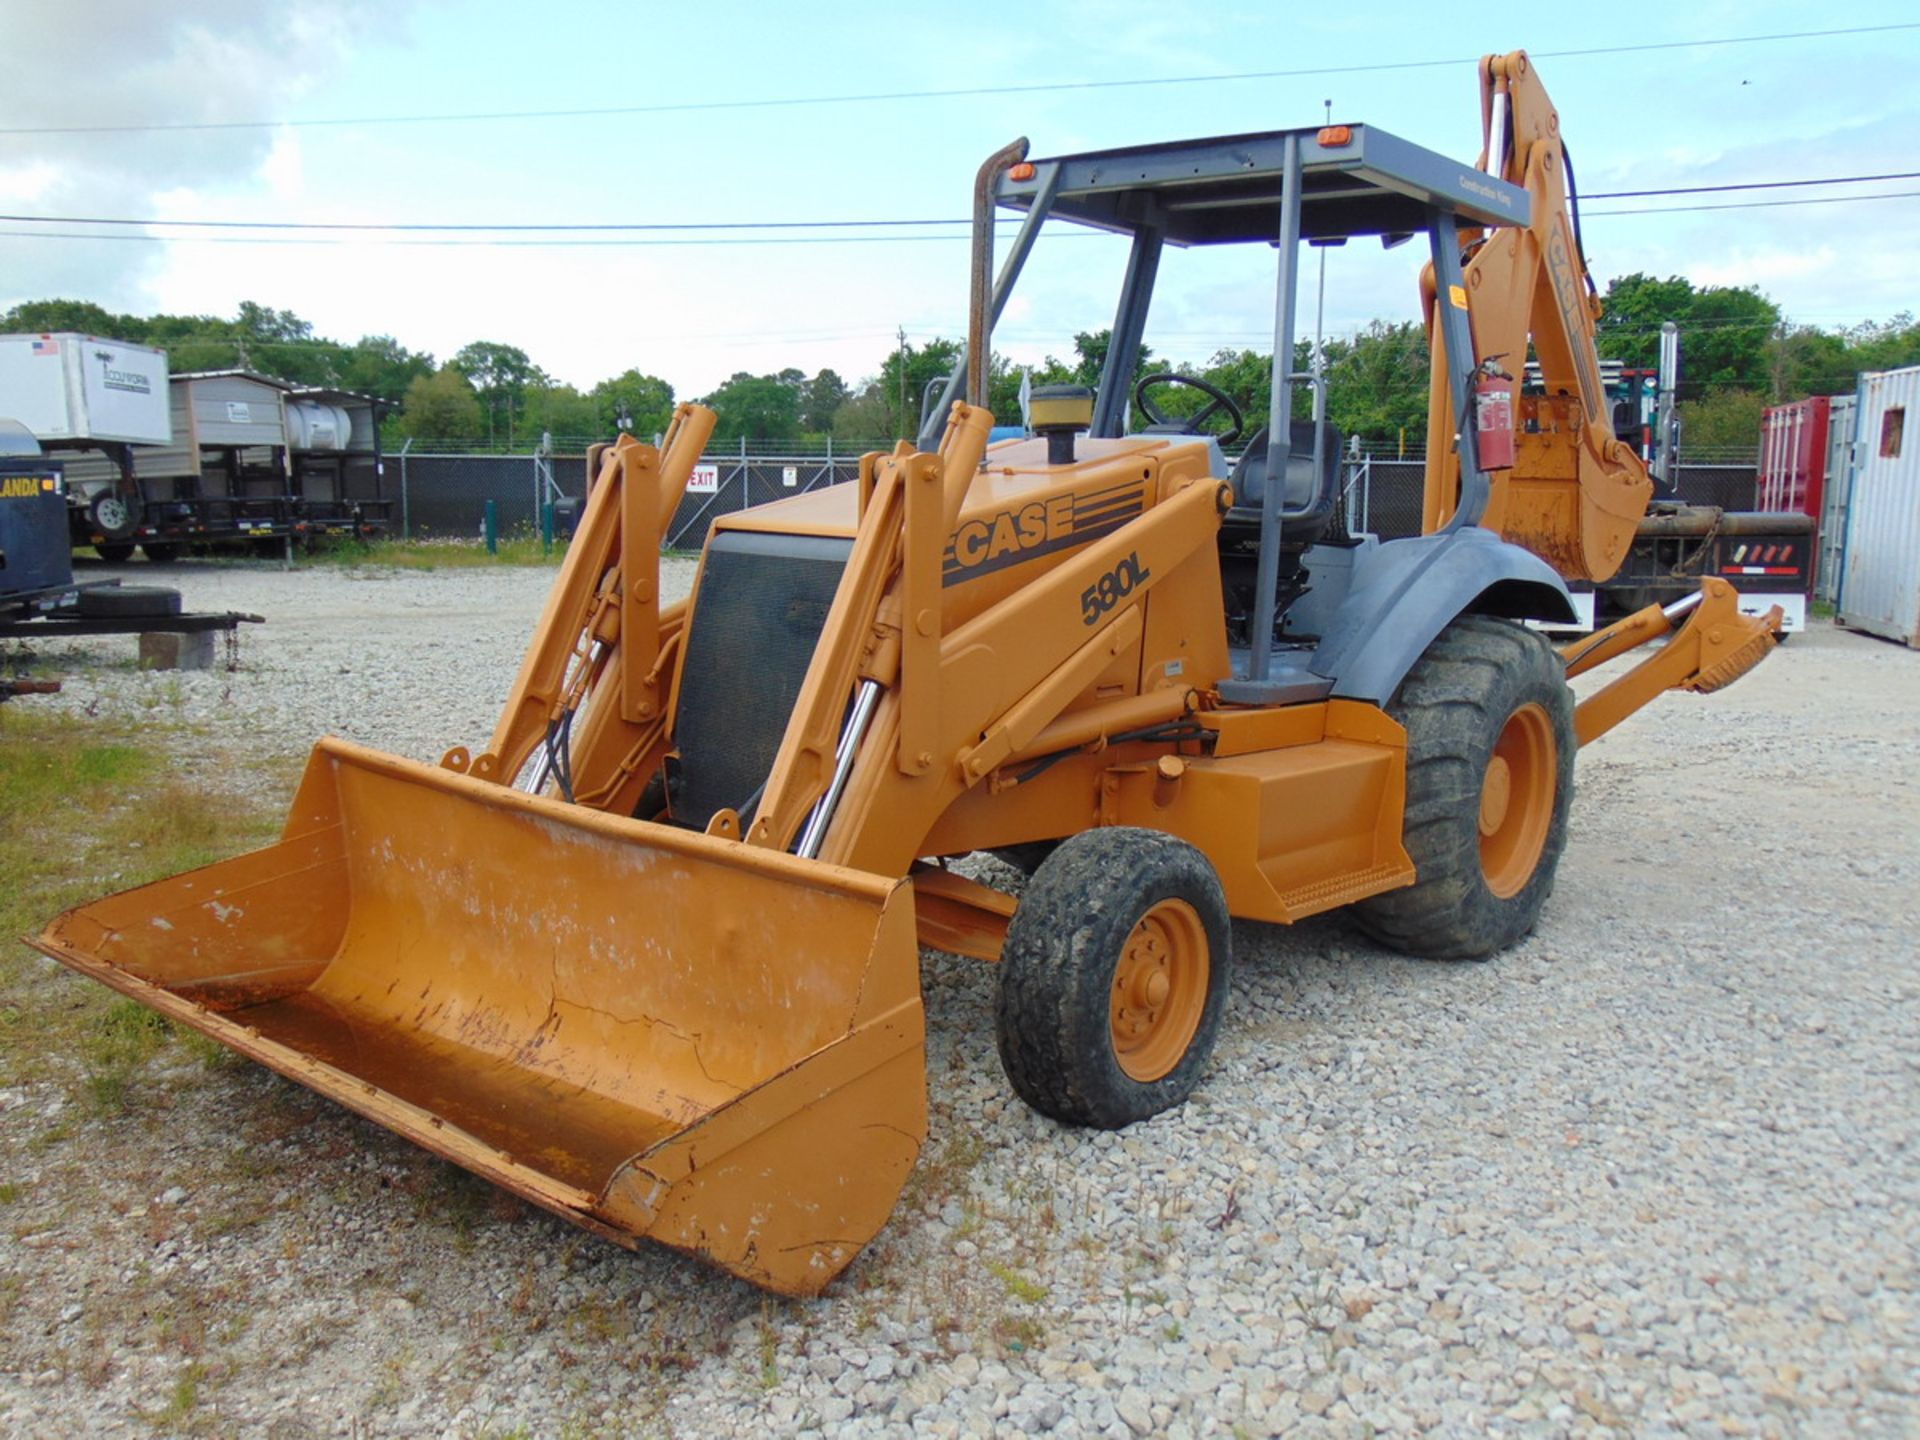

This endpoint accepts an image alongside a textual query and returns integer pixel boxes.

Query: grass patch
[151,1360,206,1432]
[80,1000,172,1113]
[300,533,565,570]
[0,706,282,1095]
[987,1262,1048,1304]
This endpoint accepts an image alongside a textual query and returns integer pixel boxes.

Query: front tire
[995,828,1232,1128]
[1350,615,1575,960]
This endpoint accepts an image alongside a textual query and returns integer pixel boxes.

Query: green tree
[799,369,850,434]
[1676,389,1768,452]
[703,370,803,443]
[591,369,675,437]
[337,335,433,402]
[1595,273,1697,368]
[1,298,134,336]
[452,341,539,447]
[521,381,601,446]
[875,338,963,438]
[398,366,483,443]
[1843,314,1920,376]
[1322,322,1431,441]
[1595,273,1778,397]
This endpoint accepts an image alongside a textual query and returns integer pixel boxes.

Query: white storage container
[1837,366,1920,646]
[0,333,171,445]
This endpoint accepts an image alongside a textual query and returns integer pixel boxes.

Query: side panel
[0,337,74,440]
[1110,701,1412,923]
[73,339,172,445]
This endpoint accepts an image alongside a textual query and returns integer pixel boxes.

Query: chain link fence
[393,446,1757,549]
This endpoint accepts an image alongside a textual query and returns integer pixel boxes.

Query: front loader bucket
[33,738,925,1296]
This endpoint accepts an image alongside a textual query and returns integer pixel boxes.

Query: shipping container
[1757,397,1831,516]
[1816,394,1856,606]
[1837,366,1920,646]
[0,333,171,446]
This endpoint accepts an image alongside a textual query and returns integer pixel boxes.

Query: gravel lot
[3,555,1916,1439]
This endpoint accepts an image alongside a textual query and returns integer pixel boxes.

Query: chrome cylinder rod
[796,679,883,860]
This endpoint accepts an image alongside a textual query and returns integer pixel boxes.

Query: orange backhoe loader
[34,53,1779,1295]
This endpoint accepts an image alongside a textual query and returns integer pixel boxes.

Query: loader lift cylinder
[797,678,884,859]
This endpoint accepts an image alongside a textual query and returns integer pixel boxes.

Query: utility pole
[897,326,908,439]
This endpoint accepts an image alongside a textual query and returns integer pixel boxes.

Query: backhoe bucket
[33,738,926,1295]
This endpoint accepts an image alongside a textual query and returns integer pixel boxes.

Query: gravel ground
[3,555,1916,1439]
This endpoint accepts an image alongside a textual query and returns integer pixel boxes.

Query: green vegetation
[0,707,283,1100]
[298,533,565,570]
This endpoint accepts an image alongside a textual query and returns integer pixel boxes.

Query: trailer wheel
[995,828,1232,1128]
[93,543,136,564]
[141,543,182,564]
[1351,615,1575,960]
[87,492,138,544]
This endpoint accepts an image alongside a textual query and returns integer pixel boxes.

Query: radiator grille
[673,530,852,829]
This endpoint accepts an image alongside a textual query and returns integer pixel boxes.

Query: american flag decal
[30,338,58,356]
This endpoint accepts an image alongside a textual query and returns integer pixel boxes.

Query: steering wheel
[1133,372,1246,446]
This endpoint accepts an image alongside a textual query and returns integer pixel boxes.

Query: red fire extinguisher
[1473,360,1516,471]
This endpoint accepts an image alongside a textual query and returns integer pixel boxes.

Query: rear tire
[995,828,1232,1128]
[141,542,182,564]
[93,543,136,563]
[86,492,138,544]
[1350,615,1575,960]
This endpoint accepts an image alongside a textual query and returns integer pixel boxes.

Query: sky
[3,1,1917,401]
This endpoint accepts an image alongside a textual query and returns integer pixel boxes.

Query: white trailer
[0,334,172,447]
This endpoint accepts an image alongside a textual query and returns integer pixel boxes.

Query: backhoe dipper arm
[1421,51,1653,582]
[1559,579,1780,746]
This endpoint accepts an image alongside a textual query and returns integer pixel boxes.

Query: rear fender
[1310,529,1575,704]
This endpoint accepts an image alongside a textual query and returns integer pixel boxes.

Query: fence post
[541,502,555,555]
[398,438,413,540]
[484,499,498,555]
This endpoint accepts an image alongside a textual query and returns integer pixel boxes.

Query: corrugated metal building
[1837,366,1920,645]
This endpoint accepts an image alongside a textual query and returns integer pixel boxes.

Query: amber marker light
[1316,126,1352,146]
[1008,162,1037,181]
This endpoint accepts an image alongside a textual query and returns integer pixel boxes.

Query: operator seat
[1226,419,1344,546]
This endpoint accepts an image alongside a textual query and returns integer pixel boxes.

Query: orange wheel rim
[1109,898,1209,1083]
[1479,702,1556,899]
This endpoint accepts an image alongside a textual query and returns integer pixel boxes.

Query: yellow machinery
[35,55,1778,1295]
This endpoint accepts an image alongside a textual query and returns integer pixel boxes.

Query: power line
[0,214,997,233]
[3,24,1913,137]
[1585,171,1920,199]
[2,171,1911,236]
[1584,190,1920,216]
[2,186,1912,250]
[0,228,1008,248]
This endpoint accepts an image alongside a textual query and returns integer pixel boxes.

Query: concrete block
[139,629,216,671]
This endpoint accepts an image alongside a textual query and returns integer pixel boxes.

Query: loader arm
[1421,50,1653,582]
[472,404,715,805]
